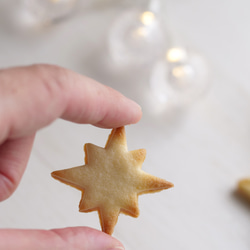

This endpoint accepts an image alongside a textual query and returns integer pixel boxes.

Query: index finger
[0,64,142,143]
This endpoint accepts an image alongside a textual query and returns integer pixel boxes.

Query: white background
[0,1,249,249]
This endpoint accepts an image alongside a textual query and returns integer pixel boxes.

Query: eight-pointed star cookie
[51,126,173,235]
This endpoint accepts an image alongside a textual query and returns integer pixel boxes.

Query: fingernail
[129,100,142,124]
[104,238,125,250]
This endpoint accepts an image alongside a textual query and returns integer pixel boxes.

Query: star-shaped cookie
[51,126,173,235]
[238,178,250,201]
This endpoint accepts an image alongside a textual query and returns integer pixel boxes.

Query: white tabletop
[0,1,250,249]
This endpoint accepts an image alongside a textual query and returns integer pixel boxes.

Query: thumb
[0,227,125,250]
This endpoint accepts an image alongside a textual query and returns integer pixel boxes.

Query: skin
[0,64,142,250]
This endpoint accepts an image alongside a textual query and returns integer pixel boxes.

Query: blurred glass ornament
[106,0,209,115]
[14,0,78,29]
[108,1,169,68]
[149,47,209,112]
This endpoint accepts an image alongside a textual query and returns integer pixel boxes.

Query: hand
[0,64,142,249]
